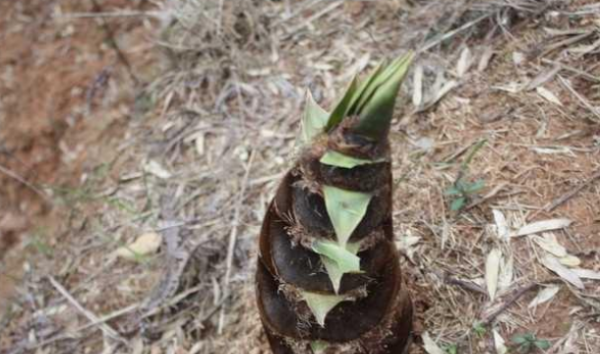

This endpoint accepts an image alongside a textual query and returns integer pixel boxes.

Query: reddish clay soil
[0,0,152,313]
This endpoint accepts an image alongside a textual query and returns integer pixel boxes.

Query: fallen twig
[141,284,202,319]
[545,169,600,212]
[282,1,343,40]
[0,163,50,203]
[420,14,490,52]
[141,199,189,313]
[480,282,539,326]
[541,58,600,83]
[464,182,509,212]
[48,276,126,344]
[57,11,160,19]
[558,75,600,122]
[218,150,255,333]
[25,303,140,351]
[446,277,488,296]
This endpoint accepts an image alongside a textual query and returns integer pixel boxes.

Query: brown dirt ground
[1,0,599,354]
[0,0,153,321]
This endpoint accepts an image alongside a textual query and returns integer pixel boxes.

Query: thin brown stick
[74,303,139,333]
[25,302,140,351]
[446,277,488,296]
[480,282,539,326]
[0,163,50,202]
[282,1,344,40]
[464,182,509,211]
[452,282,544,348]
[545,169,600,212]
[541,58,600,83]
[57,11,159,19]
[141,284,202,319]
[420,13,490,52]
[218,150,255,333]
[558,75,600,122]
[48,276,126,344]
[200,292,231,324]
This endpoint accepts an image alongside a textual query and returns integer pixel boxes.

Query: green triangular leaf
[320,150,383,169]
[450,197,466,211]
[323,52,413,136]
[355,52,414,140]
[534,340,550,350]
[326,76,360,131]
[444,186,463,196]
[301,90,330,143]
[301,291,348,327]
[464,179,485,193]
[320,257,345,295]
[322,185,372,247]
[354,55,408,115]
[316,241,361,293]
[326,63,386,131]
[347,61,385,116]
[310,341,330,354]
[312,240,361,273]
[511,335,529,345]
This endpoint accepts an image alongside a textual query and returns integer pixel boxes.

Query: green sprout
[472,322,487,338]
[27,229,53,258]
[444,343,458,354]
[445,178,485,211]
[444,139,487,212]
[511,333,550,353]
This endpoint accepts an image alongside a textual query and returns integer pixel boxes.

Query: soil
[1,1,599,354]
[0,0,151,316]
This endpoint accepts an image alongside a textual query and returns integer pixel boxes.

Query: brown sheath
[256,122,413,353]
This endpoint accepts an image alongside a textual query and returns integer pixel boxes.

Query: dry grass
[2,0,600,353]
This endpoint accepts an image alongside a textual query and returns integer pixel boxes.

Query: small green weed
[107,197,137,214]
[26,228,53,258]
[511,333,550,353]
[445,178,485,211]
[48,163,112,205]
[443,343,458,354]
[472,322,487,338]
[445,139,487,212]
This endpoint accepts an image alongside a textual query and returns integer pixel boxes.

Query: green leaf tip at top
[324,76,360,132]
[301,90,330,143]
[324,52,414,140]
[354,52,414,140]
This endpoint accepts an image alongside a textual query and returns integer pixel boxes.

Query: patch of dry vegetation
[2,0,599,353]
